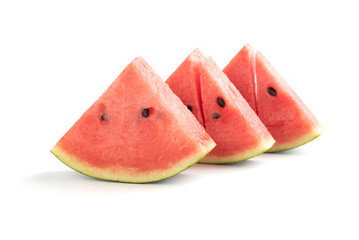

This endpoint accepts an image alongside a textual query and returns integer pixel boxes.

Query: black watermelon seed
[268,87,277,96]
[187,105,193,112]
[217,97,225,108]
[100,114,107,121]
[142,108,149,118]
[212,113,221,119]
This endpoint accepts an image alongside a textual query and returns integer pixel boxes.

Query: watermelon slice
[51,57,216,183]
[223,44,323,152]
[166,49,275,163]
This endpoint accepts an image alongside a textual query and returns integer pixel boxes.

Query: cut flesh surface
[224,44,322,152]
[51,57,215,182]
[167,49,275,163]
[165,53,205,126]
[223,45,257,112]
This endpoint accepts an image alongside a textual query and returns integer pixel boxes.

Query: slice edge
[51,139,216,183]
[199,136,275,164]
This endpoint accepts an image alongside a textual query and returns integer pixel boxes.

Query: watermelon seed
[142,108,149,118]
[187,105,193,112]
[268,87,277,96]
[212,113,221,119]
[217,97,225,108]
[100,114,107,121]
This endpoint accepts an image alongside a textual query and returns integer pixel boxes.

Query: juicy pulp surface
[223,45,257,112]
[224,44,322,152]
[52,57,215,182]
[198,57,274,160]
[166,51,204,126]
[255,51,322,151]
[166,50,275,163]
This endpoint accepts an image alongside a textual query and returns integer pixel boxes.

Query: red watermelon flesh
[224,44,323,152]
[166,49,275,163]
[222,45,257,112]
[165,53,205,126]
[51,57,215,183]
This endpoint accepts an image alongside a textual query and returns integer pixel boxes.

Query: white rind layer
[199,136,275,164]
[51,140,216,183]
[267,123,323,152]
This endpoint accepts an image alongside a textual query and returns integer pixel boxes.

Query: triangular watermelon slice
[166,49,275,163]
[224,44,323,152]
[51,57,216,183]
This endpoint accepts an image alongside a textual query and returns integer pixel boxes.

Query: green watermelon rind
[199,136,275,164]
[266,124,323,153]
[50,141,216,183]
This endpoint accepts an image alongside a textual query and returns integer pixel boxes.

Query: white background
[1,0,358,239]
